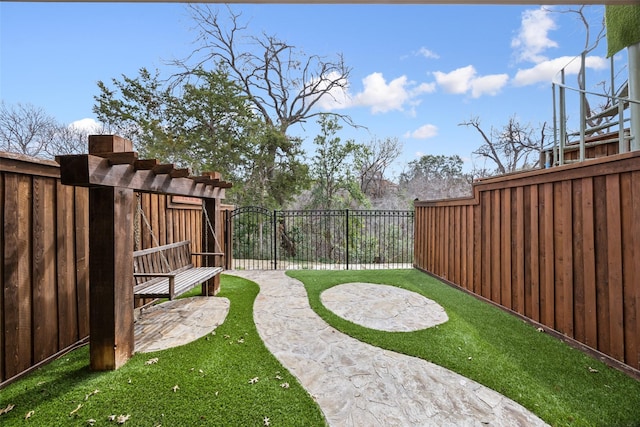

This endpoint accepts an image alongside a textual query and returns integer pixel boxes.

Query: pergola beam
[57,154,229,199]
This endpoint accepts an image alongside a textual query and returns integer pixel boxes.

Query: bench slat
[133,239,223,300]
[133,267,223,299]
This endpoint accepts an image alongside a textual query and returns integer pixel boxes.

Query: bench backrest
[133,241,193,284]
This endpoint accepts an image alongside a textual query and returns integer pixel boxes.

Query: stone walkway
[229,270,548,427]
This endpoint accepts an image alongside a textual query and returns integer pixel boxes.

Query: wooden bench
[133,240,223,300]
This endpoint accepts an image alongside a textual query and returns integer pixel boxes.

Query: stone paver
[229,270,548,427]
[134,296,230,353]
[321,282,448,332]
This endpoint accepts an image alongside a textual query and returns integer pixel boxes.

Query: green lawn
[3,269,640,426]
[288,269,640,427]
[0,275,326,427]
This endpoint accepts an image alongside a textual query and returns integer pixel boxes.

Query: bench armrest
[133,273,177,278]
[191,252,224,257]
[134,273,176,299]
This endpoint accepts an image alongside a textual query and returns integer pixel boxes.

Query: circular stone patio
[134,296,230,353]
[320,283,448,332]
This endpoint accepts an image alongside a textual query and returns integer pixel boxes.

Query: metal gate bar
[229,208,414,270]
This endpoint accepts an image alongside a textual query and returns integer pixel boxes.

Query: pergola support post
[89,186,134,370]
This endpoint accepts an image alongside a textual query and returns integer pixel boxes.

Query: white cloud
[346,72,435,114]
[354,73,410,113]
[310,71,353,110]
[405,123,438,139]
[417,47,440,59]
[314,71,437,114]
[433,65,476,94]
[69,118,102,133]
[511,7,559,64]
[433,65,508,97]
[513,55,608,86]
[470,74,510,98]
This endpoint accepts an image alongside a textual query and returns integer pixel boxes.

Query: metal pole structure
[629,41,640,151]
[345,209,349,270]
[559,69,567,166]
[579,51,587,162]
[552,84,558,167]
[273,210,278,270]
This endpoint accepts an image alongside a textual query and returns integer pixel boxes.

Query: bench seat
[133,240,223,300]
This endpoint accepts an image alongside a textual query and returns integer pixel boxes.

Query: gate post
[202,197,220,295]
[273,210,278,270]
[345,209,350,270]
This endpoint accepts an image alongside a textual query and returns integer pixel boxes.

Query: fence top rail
[415,150,640,208]
[0,150,61,177]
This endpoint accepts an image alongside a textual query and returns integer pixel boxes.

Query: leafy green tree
[308,115,367,210]
[93,67,309,207]
[94,67,251,173]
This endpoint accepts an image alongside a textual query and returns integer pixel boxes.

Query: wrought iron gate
[227,207,414,270]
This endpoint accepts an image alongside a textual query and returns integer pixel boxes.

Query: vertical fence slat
[513,187,525,314]
[57,181,78,349]
[75,187,90,338]
[32,177,58,362]
[581,177,598,349]
[594,175,610,356]
[562,180,574,337]
[572,179,586,343]
[4,174,33,378]
[606,174,625,361]
[491,190,501,303]
[501,188,512,309]
[0,171,4,382]
[621,172,639,368]
[481,192,491,299]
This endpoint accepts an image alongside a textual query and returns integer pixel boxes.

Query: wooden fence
[0,152,211,385]
[414,151,640,376]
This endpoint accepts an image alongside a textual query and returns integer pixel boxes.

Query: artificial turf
[288,268,640,427]
[0,275,327,426]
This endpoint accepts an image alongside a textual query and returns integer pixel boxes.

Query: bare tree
[175,5,354,134]
[45,121,108,157]
[398,154,472,201]
[460,117,549,175]
[0,101,58,157]
[356,137,402,199]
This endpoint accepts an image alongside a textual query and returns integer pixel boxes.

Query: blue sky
[1,3,617,175]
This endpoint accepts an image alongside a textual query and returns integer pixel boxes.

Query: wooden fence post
[89,186,134,370]
[87,136,135,370]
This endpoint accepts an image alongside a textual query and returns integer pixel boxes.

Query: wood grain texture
[413,152,640,372]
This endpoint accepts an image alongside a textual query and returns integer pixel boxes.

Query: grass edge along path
[0,274,327,427]
[288,269,640,427]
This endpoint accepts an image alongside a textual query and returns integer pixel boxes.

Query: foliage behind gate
[228,208,414,270]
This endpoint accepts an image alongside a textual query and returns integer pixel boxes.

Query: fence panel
[414,151,640,376]
[0,152,211,386]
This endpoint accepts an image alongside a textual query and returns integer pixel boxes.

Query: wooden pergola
[57,135,231,370]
